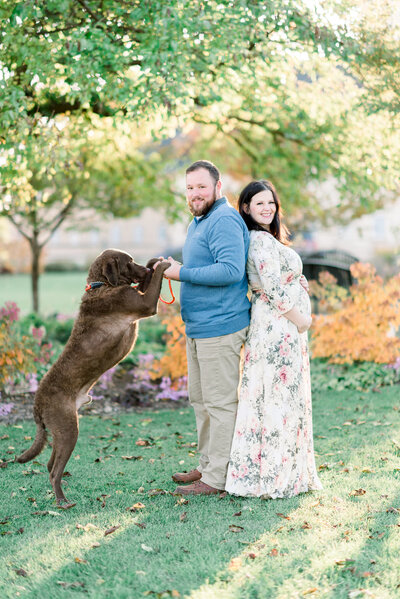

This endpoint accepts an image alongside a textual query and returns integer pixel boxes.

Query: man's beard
[187,188,217,217]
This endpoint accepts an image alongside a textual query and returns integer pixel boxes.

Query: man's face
[186,168,221,217]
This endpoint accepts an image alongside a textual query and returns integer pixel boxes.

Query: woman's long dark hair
[238,179,290,244]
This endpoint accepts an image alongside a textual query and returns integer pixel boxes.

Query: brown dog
[16,249,170,507]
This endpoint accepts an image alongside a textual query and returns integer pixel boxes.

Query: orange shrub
[151,308,187,381]
[311,263,400,364]
[0,302,36,388]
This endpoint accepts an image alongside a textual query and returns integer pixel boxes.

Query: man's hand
[163,256,182,281]
[300,275,309,294]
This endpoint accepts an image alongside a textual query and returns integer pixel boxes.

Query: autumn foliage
[0,301,54,390]
[310,263,400,364]
[151,307,187,381]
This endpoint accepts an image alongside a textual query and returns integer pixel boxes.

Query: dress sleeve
[250,232,294,314]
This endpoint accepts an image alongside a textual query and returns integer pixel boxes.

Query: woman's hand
[299,275,309,294]
[297,314,312,334]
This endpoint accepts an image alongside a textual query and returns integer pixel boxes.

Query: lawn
[0,273,180,315]
[1,385,400,598]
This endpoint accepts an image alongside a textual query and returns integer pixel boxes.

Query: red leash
[159,278,175,304]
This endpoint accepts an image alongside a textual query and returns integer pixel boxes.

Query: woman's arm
[282,305,312,333]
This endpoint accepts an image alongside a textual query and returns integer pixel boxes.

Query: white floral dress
[226,231,322,498]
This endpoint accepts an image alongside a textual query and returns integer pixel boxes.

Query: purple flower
[0,403,14,417]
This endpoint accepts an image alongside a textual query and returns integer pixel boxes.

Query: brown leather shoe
[173,480,221,495]
[171,469,201,484]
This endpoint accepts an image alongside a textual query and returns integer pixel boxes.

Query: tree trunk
[30,235,41,313]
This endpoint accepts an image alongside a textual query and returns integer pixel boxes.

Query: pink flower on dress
[282,456,288,464]
[279,342,290,357]
[244,349,251,364]
[284,273,294,284]
[279,366,289,384]
[239,464,249,477]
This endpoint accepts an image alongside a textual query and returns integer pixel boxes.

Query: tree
[1,0,399,313]
[0,115,178,312]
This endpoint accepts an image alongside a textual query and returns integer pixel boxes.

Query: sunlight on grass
[1,386,400,598]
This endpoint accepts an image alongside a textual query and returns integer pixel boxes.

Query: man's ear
[103,258,120,286]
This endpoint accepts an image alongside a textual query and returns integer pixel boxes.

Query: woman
[225,180,322,498]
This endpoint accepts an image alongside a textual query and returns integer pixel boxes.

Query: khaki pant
[186,327,248,490]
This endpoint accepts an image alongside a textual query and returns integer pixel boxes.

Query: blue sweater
[180,197,251,338]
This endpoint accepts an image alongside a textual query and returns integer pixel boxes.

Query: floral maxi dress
[226,231,322,498]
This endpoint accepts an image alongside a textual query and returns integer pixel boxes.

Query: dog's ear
[102,258,120,286]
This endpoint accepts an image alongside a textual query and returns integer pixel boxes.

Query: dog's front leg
[136,260,171,316]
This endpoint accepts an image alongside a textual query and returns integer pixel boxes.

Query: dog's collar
[85,281,106,292]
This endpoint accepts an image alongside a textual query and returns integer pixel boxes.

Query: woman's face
[245,190,277,230]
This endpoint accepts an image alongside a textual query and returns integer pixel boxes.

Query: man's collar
[194,197,228,223]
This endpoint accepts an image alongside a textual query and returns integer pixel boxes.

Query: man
[163,160,251,495]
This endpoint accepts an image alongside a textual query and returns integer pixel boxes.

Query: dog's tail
[15,414,47,464]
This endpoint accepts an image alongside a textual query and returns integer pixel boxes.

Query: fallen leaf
[233,511,242,517]
[126,502,145,512]
[229,524,244,533]
[335,559,355,566]
[104,525,120,536]
[318,463,330,471]
[301,521,312,529]
[74,557,88,564]
[361,468,374,473]
[349,488,366,496]
[269,548,279,557]
[228,557,242,571]
[387,507,400,514]
[136,439,151,447]
[92,542,101,548]
[248,552,257,559]
[135,522,146,529]
[148,488,168,496]
[122,455,143,460]
[76,523,99,532]
[302,588,318,595]
[57,581,85,589]
[276,513,291,520]
[15,568,28,577]
[141,543,154,552]
[97,494,110,508]
[175,498,188,506]
[179,512,187,522]
[32,510,61,517]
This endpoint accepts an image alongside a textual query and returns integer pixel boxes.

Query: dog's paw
[145,257,161,270]
[157,260,171,271]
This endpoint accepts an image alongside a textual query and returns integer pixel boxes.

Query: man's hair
[186,160,221,185]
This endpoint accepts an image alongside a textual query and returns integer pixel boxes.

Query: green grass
[1,385,400,598]
[0,273,180,315]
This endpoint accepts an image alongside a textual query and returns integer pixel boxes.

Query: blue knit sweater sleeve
[179,215,246,286]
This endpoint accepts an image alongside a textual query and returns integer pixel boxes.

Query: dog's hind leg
[49,411,79,507]
[47,446,55,474]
